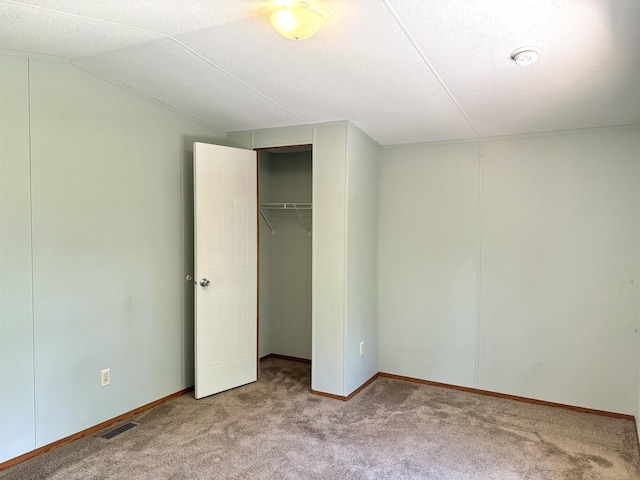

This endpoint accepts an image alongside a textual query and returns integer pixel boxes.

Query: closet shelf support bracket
[293,204,312,237]
[259,209,275,235]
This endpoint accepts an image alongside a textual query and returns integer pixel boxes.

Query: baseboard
[3,370,635,470]
[379,372,635,421]
[260,353,311,364]
[311,372,380,401]
[346,373,380,400]
[310,389,348,401]
[635,416,640,456]
[0,387,193,472]
[306,368,635,421]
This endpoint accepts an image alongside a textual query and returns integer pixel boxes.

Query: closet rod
[258,203,312,237]
[260,202,312,210]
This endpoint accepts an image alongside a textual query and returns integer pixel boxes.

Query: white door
[193,142,257,399]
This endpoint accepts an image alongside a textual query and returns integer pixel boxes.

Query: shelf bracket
[259,209,275,235]
[293,204,312,237]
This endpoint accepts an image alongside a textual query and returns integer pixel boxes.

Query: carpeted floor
[2,358,639,479]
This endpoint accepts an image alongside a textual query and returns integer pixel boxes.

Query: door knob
[199,278,210,287]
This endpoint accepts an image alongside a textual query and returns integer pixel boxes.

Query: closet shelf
[259,203,312,236]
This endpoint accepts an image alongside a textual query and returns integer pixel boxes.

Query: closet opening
[257,145,313,387]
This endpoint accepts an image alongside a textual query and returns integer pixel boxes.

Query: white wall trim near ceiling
[381,123,640,150]
[4,0,309,126]
[381,0,480,137]
[0,47,71,64]
[230,120,350,138]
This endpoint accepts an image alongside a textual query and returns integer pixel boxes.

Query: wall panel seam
[376,147,382,374]
[310,128,317,391]
[27,56,37,449]
[180,115,186,385]
[342,126,349,396]
[474,141,484,389]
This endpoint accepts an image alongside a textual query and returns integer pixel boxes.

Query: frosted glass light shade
[270,2,325,40]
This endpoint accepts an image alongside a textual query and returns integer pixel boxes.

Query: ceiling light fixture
[270,2,325,40]
[511,47,541,67]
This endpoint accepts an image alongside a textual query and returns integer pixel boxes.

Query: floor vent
[100,422,138,440]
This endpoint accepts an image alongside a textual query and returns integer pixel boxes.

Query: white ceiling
[1,0,639,145]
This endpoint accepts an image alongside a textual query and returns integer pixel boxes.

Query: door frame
[255,144,314,379]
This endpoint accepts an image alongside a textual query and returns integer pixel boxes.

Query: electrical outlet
[359,341,364,357]
[100,368,110,387]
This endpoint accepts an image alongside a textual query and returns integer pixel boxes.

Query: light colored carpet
[2,358,639,479]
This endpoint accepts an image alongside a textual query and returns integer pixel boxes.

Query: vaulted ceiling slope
[2,0,639,145]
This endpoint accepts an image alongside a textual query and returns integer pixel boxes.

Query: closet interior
[258,146,313,368]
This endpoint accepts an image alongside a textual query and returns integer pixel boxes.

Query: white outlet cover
[101,368,111,387]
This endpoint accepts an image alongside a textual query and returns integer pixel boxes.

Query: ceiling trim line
[382,0,480,137]
[380,123,640,149]
[5,0,309,125]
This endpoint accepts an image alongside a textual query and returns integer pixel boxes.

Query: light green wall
[478,131,639,413]
[0,54,35,462]
[312,124,348,395]
[637,136,640,438]
[0,51,225,461]
[638,345,640,440]
[380,128,640,414]
[379,142,480,387]
[344,124,380,395]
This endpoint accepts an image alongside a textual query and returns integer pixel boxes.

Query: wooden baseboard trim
[0,386,194,472]
[310,389,347,401]
[379,373,635,421]
[346,372,380,401]
[311,372,380,402]
[260,353,311,364]
[4,370,635,470]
